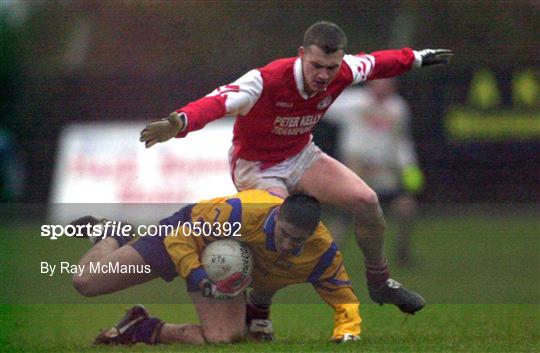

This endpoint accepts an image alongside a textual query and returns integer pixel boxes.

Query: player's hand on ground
[334,333,360,343]
[415,49,453,67]
[139,112,185,148]
[201,272,252,300]
[248,319,274,341]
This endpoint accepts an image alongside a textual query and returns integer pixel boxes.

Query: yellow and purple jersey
[163,189,361,340]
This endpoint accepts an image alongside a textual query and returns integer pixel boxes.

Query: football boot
[368,278,425,314]
[94,305,149,345]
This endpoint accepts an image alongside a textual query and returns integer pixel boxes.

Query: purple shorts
[130,204,195,282]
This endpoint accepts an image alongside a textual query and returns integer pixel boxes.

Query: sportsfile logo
[41,221,132,241]
[40,220,242,240]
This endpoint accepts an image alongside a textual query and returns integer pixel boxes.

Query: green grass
[1,304,538,352]
[1,207,539,352]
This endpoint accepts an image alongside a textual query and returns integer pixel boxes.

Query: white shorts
[229,142,324,192]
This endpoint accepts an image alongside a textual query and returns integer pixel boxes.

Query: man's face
[299,45,344,95]
[274,214,312,256]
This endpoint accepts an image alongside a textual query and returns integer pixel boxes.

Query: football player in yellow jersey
[71,190,424,345]
[163,190,362,342]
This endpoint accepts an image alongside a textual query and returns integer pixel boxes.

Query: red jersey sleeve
[174,69,263,138]
[175,95,227,138]
[367,48,416,80]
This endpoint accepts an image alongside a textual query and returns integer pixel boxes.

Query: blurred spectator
[326,79,423,265]
[0,129,25,202]
[1,3,27,202]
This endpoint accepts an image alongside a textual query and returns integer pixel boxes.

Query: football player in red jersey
[140,21,451,316]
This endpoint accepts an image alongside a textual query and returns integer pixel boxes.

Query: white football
[201,239,253,283]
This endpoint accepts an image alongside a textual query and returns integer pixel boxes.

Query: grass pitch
[1,206,539,352]
[1,304,538,352]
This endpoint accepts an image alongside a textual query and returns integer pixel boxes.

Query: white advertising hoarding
[49,120,237,223]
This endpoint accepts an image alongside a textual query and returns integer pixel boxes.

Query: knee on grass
[72,273,100,297]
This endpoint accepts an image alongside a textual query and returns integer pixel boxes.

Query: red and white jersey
[176,48,418,166]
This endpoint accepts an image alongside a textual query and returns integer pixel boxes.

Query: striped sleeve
[308,242,339,283]
[310,260,361,341]
[175,69,263,137]
[343,54,375,84]
[205,69,263,116]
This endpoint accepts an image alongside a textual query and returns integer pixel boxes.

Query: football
[201,239,253,283]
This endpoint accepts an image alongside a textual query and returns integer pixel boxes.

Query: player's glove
[139,112,186,148]
[414,49,453,68]
[201,272,252,300]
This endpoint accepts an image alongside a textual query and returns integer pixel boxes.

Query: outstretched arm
[344,48,453,83]
[140,70,263,148]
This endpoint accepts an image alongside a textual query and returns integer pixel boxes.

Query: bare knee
[159,324,206,345]
[72,273,98,297]
[349,189,381,217]
[181,326,206,345]
[349,190,386,231]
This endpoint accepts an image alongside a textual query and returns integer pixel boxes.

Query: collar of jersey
[294,57,317,100]
[263,206,303,256]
